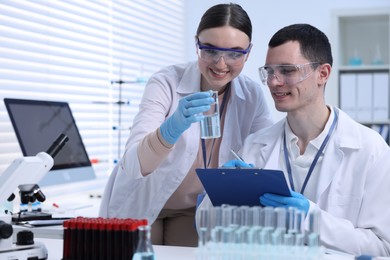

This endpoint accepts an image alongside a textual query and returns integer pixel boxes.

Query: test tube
[308,209,321,250]
[256,206,265,227]
[62,220,71,259]
[210,206,223,244]
[239,206,250,225]
[264,206,275,229]
[222,206,234,244]
[295,233,305,246]
[260,228,272,245]
[283,232,294,246]
[309,209,321,235]
[231,206,242,229]
[275,207,287,234]
[308,233,324,260]
[308,233,320,247]
[287,207,297,235]
[222,205,233,227]
[213,206,223,228]
[245,207,255,227]
[234,206,249,244]
[271,228,283,246]
[198,208,209,247]
[245,207,260,246]
[295,209,305,234]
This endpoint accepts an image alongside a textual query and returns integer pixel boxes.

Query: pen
[230,149,245,162]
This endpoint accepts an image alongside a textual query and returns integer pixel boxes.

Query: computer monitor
[4,98,96,187]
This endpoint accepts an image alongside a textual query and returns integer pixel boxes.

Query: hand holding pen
[222,149,254,168]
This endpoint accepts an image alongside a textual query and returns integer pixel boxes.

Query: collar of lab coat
[250,107,362,151]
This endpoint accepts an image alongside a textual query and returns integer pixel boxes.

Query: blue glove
[222,159,254,168]
[160,91,214,144]
[259,190,310,215]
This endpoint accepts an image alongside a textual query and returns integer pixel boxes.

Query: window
[0,0,186,182]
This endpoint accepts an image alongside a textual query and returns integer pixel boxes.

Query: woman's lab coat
[99,61,273,224]
[197,107,390,256]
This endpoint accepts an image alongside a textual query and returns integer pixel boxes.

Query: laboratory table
[36,238,360,260]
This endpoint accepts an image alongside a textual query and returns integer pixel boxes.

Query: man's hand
[260,190,309,215]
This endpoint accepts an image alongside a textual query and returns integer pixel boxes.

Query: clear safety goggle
[196,39,252,66]
[258,62,320,86]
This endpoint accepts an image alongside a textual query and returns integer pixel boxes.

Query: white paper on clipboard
[196,168,291,207]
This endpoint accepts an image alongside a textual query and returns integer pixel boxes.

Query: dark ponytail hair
[196,3,252,41]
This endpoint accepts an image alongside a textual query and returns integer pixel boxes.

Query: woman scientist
[99,3,273,246]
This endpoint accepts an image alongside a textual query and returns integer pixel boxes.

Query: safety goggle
[196,39,252,66]
[258,62,320,86]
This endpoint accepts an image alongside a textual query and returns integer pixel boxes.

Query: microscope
[10,183,51,222]
[0,134,68,259]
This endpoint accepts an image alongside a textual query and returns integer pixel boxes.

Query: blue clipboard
[196,168,291,207]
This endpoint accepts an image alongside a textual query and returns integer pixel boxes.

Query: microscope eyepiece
[46,133,69,158]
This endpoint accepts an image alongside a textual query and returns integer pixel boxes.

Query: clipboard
[196,168,291,207]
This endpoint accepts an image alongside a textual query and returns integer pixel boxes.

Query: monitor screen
[4,98,96,187]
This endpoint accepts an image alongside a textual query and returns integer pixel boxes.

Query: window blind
[0,0,186,182]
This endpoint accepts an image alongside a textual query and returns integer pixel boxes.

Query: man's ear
[317,63,331,85]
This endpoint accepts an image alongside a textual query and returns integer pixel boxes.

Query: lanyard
[201,85,231,169]
[283,108,338,194]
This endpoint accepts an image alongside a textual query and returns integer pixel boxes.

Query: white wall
[185,0,390,121]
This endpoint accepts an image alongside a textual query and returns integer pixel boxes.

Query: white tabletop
[36,238,357,260]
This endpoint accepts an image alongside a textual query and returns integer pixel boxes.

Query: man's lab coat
[197,107,390,256]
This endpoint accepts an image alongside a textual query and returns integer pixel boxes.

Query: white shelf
[339,64,390,72]
[331,8,390,144]
[332,9,390,67]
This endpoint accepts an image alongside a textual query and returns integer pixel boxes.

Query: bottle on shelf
[372,44,384,65]
[132,225,156,260]
[348,48,363,66]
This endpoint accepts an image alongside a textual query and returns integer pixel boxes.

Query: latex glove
[222,159,254,168]
[259,190,310,215]
[160,91,214,144]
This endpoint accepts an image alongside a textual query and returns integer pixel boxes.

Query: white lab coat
[197,107,390,256]
[99,61,273,224]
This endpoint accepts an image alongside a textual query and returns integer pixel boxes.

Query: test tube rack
[62,217,147,260]
[196,205,325,260]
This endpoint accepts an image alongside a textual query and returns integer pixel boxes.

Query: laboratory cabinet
[331,8,390,144]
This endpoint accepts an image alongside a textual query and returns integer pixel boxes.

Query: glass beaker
[200,91,221,139]
[132,225,155,260]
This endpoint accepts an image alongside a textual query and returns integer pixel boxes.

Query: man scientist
[197,23,390,257]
